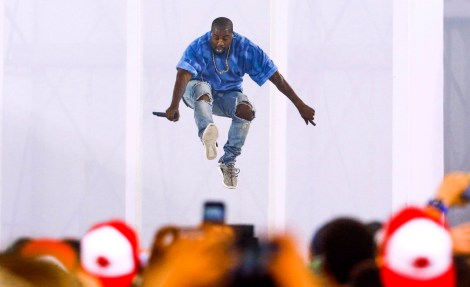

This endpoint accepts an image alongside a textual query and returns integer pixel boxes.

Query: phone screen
[203,201,225,224]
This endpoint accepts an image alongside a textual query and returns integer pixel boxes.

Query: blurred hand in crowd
[141,225,234,287]
[451,222,470,255]
[435,172,470,207]
[268,234,323,287]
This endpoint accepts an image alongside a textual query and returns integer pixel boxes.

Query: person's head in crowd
[18,238,79,272]
[80,219,140,287]
[3,237,102,287]
[378,206,455,287]
[4,237,32,255]
[309,217,376,286]
[0,254,81,287]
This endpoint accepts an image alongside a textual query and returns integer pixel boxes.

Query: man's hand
[165,106,180,122]
[268,71,317,126]
[165,69,191,122]
[297,103,316,126]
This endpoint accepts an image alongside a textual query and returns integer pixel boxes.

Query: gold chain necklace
[212,43,231,75]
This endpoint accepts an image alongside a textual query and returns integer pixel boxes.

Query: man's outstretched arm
[269,71,316,126]
[165,68,192,122]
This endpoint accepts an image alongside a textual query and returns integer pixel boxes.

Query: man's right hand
[165,106,180,122]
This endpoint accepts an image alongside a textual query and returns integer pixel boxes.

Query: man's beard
[213,46,226,55]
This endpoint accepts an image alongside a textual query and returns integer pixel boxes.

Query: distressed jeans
[182,80,254,164]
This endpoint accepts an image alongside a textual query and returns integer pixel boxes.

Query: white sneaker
[219,162,239,189]
[202,123,218,160]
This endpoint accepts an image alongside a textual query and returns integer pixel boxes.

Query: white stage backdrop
[2,0,128,245]
[141,0,393,249]
[142,0,273,244]
[285,0,392,247]
[1,0,448,252]
[444,0,470,226]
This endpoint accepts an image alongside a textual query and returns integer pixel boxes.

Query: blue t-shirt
[176,32,278,92]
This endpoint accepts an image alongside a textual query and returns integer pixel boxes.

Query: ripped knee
[197,94,211,103]
[235,101,255,121]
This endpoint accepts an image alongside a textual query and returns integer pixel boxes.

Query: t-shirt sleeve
[245,45,278,86]
[176,45,202,77]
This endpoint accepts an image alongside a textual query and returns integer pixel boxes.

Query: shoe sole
[202,123,218,160]
[218,164,237,189]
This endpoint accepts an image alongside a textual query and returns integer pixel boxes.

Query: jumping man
[164,17,315,189]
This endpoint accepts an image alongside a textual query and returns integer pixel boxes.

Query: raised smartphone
[203,201,225,224]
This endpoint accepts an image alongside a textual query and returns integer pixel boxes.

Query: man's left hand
[298,103,316,126]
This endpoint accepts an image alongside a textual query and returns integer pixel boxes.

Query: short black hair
[211,17,233,32]
[310,217,376,285]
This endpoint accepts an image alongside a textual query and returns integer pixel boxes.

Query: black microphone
[152,112,166,117]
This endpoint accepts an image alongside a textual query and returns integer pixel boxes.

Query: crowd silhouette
[1,172,470,287]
